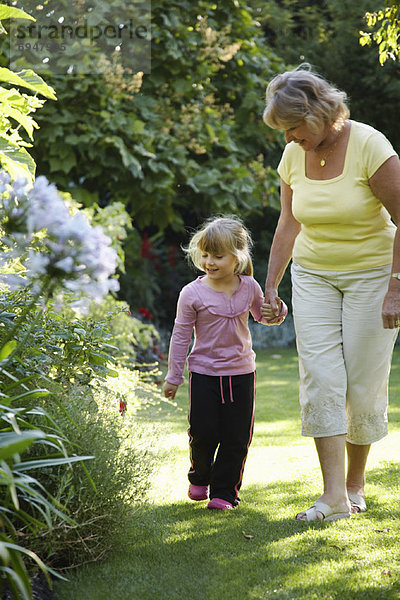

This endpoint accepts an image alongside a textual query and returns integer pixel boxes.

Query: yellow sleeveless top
[278,120,397,270]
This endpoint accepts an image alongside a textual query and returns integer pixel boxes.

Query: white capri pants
[291,262,399,445]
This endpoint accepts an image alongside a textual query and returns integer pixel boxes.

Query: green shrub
[25,366,162,569]
[87,296,161,367]
[0,290,164,569]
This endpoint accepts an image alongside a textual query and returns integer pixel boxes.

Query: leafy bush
[0,6,165,595]
[0,357,91,599]
[0,285,164,573]
[4,0,285,324]
[87,296,162,367]
[24,368,162,569]
[0,177,164,590]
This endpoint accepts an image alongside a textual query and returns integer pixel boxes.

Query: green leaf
[0,340,17,361]
[49,150,76,174]
[0,134,36,180]
[0,564,31,600]
[0,68,56,100]
[104,135,143,178]
[0,431,45,460]
[1,538,54,588]
[15,455,94,470]
[88,351,107,366]
[6,389,51,403]
[0,104,38,140]
[0,6,35,21]
[106,368,119,377]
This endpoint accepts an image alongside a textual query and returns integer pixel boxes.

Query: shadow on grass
[54,469,400,600]
[53,347,400,599]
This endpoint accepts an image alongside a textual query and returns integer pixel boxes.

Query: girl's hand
[264,287,282,318]
[261,299,288,325]
[163,381,179,399]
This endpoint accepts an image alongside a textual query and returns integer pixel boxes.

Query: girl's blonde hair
[263,63,349,133]
[185,215,253,276]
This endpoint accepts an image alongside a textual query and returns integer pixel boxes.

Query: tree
[359,1,400,64]
[250,0,400,153]
[1,0,286,320]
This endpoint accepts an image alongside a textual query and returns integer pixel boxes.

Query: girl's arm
[369,155,400,328]
[164,287,196,389]
[264,179,301,318]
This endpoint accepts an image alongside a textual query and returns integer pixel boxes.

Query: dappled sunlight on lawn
[54,470,400,599]
[388,405,400,430]
[53,349,400,600]
[147,347,400,508]
[252,419,301,443]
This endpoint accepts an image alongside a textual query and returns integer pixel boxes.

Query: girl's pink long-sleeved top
[165,275,267,385]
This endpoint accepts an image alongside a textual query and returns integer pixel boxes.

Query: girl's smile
[200,252,238,284]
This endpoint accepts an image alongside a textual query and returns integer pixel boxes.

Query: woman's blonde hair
[185,215,253,276]
[263,63,349,133]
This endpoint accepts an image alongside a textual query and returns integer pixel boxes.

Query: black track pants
[188,371,255,505]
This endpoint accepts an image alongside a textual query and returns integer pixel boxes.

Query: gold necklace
[315,127,345,167]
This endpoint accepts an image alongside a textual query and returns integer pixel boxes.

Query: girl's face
[200,251,238,283]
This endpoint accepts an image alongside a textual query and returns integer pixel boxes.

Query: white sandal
[296,501,351,522]
[348,492,367,513]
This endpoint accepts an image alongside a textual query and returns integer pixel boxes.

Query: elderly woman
[261,64,400,522]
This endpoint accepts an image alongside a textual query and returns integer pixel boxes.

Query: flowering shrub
[0,171,119,312]
[0,11,162,593]
[0,167,128,597]
[0,165,168,595]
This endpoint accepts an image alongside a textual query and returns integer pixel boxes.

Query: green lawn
[53,347,400,600]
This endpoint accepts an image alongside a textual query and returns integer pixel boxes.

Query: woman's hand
[264,287,281,317]
[163,381,179,399]
[261,295,288,325]
[382,281,400,329]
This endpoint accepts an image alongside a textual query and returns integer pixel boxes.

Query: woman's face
[284,122,326,151]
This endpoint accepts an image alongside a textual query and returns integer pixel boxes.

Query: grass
[53,347,400,600]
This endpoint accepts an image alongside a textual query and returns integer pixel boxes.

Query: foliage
[0,331,92,599]
[4,0,150,79]
[0,168,162,591]
[0,0,286,320]
[360,1,400,64]
[25,1,282,226]
[0,5,81,598]
[23,369,161,569]
[0,4,164,596]
[0,3,56,182]
[251,0,400,154]
[88,296,162,366]
[0,284,163,570]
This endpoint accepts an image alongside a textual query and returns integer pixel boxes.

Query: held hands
[261,289,288,326]
[163,381,179,400]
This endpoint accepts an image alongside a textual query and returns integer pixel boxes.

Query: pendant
[320,159,326,167]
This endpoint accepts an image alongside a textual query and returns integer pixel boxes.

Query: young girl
[163,216,287,510]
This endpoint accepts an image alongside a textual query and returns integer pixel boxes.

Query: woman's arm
[369,155,400,329]
[264,179,301,316]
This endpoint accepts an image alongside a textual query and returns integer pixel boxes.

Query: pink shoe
[188,484,209,501]
[207,497,233,510]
